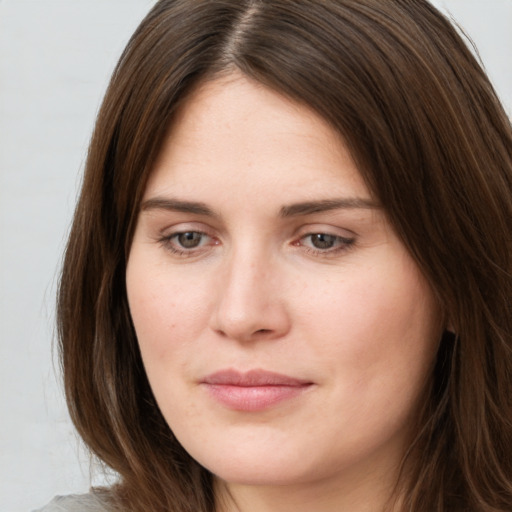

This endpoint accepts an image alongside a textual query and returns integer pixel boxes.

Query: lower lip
[203,383,311,412]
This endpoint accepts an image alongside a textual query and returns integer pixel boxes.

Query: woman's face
[126,74,442,494]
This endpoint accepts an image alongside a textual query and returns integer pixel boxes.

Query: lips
[201,369,313,411]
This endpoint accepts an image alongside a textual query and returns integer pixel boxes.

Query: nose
[210,248,291,343]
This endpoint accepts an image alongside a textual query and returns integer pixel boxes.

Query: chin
[189,439,316,486]
[209,463,312,487]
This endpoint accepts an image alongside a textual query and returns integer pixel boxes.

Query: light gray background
[1,1,511,511]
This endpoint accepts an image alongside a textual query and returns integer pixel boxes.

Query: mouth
[200,369,314,412]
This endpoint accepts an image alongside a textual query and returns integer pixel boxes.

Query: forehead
[145,72,370,207]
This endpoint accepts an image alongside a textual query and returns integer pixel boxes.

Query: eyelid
[157,220,217,239]
[293,223,357,239]
[291,224,357,256]
[157,223,220,257]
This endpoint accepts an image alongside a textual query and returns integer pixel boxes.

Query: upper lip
[202,369,312,387]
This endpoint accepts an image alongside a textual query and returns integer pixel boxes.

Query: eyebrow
[279,197,379,217]
[141,197,218,217]
[140,196,379,217]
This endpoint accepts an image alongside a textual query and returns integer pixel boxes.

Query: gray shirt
[33,493,110,512]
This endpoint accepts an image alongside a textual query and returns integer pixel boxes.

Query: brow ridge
[279,198,378,217]
[141,196,378,218]
[141,197,217,217]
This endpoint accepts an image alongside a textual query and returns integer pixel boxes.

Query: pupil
[312,233,336,249]
[178,232,202,248]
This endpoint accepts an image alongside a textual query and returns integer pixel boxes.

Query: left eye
[307,233,338,249]
[301,233,354,251]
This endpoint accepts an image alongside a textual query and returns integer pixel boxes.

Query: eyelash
[297,233,356,256]
[158,231,356,258]
[159,231,216,257]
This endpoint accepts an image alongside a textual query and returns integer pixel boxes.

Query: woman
[39,0,512,511]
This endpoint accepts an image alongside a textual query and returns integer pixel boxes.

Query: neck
[214,462,403,512]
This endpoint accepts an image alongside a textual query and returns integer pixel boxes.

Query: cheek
[126,253,211,363]
[294,254,441,387]
[291,262,441,457]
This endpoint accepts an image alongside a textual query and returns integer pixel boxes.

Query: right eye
[160,231,215,256]
[174,231,206,249]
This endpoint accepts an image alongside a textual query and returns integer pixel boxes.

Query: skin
[126,73,443,512]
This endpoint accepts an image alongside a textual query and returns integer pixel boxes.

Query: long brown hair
[58,1,512,510]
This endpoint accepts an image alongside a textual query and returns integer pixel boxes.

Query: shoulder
[33,492,111,512]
